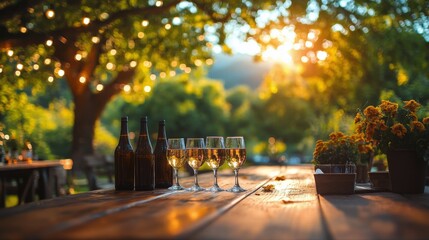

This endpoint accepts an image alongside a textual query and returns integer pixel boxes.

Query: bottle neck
[157,122,166,140]
[119,119,131,144]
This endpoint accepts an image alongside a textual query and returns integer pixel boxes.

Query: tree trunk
[71,90,103,190]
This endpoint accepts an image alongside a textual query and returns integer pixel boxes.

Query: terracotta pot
[313,173,356,195]
[369,171,391,191]
[387,149,426,194]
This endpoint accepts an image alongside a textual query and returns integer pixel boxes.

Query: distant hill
[207,53,273,89]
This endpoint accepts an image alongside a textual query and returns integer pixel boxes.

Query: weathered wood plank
[319,190,429,240]
[0,166,279,239]
[193,165,328,240]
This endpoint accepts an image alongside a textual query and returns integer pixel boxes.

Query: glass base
[168,185,184,191]
[186,185,205,192]
[208,184,224,192]
[227,185,246,193]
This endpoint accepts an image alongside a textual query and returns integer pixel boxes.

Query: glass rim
[206,136,224,138]
[186,137,204,140]
[226,136,244,138]
[168,138,185,140]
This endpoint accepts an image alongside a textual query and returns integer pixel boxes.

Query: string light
[106,62,115,70]
[91,36,100,43]
[33,64,39,70]
[57,69,65,77]
[44,58,51,65]
[16,63,23,70]
[179,63,186,70]
[110,49,117,55]
[144,85,151,92]
[82,17,90,25]
[150,74,156,80]
[155,1,163,7]
[123,84,131,92]
[20,27,27,33]
[301,56,309,63]
[96,84,104,91]
[0,67,3,73]
[130,61,137,68]
[205,59,214,65]
[75,53,82,61]
[46,39,53,46]
[48,76,54,82]
[79,76,86,83]
[170,60,178,67]
[7,50,13,56]
[159,72,166,78]
[45,8,55,19]
[165,23,171,30]
[137,32,145,38]
[141,20,149,27]
[15,71,21,76]
[194,59,202,67]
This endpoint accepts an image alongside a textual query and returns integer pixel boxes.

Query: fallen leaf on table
[275,175,286,181]
[281,199,294,204]
[262,184,275,192]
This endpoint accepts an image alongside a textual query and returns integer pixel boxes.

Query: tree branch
[0,0,44,22]
[0,0,182,49]
[94,68,136,114]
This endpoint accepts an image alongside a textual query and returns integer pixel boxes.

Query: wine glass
[167,138,186,190]
[225,136,246,192]
[186,138,206,192]
[204,136,226,192]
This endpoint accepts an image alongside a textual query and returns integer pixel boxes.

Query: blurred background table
[0,160,69,208]
[0,165,428,239]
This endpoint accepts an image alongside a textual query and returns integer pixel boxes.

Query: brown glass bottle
[114,117,135,190]
[154,120,172,188]
[134,116,154,191]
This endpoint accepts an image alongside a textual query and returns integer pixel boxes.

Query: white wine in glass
[167,138,186,190]
[225,136,246,193]
[186,138,205,192]
[205,136,226,192]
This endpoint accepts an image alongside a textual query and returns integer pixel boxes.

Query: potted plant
[355,99,429,194]
[312,132,359,194]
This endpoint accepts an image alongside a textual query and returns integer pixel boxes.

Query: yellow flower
[380,100,398,116]
[391,123,407,138]
[403,100,421,112]
[423,117,429,125]
[410,121,426,133]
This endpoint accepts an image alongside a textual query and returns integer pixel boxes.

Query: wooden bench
[0,165,428,239]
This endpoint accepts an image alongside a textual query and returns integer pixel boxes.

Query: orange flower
[354,113,362,124]
[363,106,381,121]
[403,100,421,112]
[410,121,426,133]
[409,112,418,121]
[423,117,429,125]
[380,100,398,116]
[329,132,344,141]
[391,123,407,138]
[379,120,388,131]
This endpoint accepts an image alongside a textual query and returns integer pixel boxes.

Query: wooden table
[0,165,428,239]
[0,160,64,208]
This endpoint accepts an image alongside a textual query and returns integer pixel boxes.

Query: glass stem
[174,168,179,186]
[194,169,199,186]
[213,168,218,186]
[234,169,239,186]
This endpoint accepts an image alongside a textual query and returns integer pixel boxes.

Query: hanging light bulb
[7,50,14,57]
[82,17,90,25]
[45,6,55,19]
[46,39,53,46]
[79,76,86,83]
